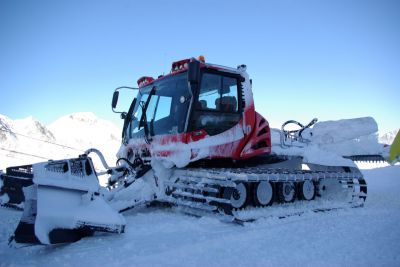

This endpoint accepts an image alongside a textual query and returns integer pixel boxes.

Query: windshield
[127,72,191,139]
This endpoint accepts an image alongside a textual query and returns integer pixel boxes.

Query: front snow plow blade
[9,156,125,245]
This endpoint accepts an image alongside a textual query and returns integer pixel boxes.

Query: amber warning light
[171,56,206,73]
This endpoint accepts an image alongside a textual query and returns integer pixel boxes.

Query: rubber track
[165,166,367,220]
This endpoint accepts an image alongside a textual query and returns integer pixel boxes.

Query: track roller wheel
[298,180,315,200]
[277,182,295,203]
[354,178,367,202]
[222,182,250,213]
[253,181,274,206]
[358,178,367,201]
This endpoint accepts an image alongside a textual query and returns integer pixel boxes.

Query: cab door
[188,71,244,158]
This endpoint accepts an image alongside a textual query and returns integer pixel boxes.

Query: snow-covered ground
[0,164,399,267]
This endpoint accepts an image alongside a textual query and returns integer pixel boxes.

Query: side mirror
[188,60,200,84]
[112,91,119,109]
[111,86,138,116]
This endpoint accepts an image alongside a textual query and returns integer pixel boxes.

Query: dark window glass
[196,73,238,112]
[128,73,191,138]
[190,73,241,136]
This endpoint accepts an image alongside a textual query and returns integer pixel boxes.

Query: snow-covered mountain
[48,112,121,158]
[0,112,121,171]
[0,115,55,144]
[379,129,399,145]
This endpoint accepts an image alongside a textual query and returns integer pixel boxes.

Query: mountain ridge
[0,112,121,171]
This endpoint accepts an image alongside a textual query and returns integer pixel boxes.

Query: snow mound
[272,117,385,166]
[310,117,377,144]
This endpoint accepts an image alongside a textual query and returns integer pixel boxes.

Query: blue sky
[0,0,399,133]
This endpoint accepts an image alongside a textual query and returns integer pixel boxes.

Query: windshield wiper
[138,86,156,144]
[122,98,137,142]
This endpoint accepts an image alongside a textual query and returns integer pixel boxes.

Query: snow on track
[1,165,399,267]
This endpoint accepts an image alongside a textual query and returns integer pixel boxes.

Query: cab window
[190,72,241,136]
[197,73,238,112]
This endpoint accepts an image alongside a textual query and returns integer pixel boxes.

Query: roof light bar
[137,76,155,88]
